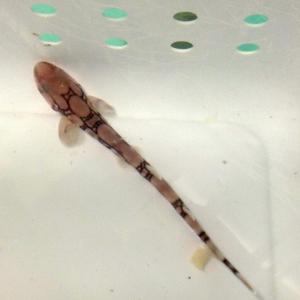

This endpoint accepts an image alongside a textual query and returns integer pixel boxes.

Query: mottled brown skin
[34,62,258,297]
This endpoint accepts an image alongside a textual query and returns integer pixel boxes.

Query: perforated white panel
[0,1,299,300]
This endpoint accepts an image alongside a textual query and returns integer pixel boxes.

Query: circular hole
[105,38,128,49]
[237,43,260,54]
[244,14,268,26]
[38,33,62,45]
[171,41,193,52]
[31,3,56,16]
[102,7,127,20]
[173,11,198,23]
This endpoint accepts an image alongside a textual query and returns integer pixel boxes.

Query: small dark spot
[109,289,114,293]
[174,12,198,22]
[171,41,193,51]
[222,160,227,164]
[188,276,191,279]
[269,115,273,119]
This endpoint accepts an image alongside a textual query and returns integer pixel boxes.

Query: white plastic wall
[0,1,299,300]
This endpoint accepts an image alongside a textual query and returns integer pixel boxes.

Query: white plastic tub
[0,1,299,300]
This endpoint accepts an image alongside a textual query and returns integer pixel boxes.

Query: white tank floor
[0,1,299,300]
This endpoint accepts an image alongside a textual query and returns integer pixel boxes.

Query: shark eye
[52,103,59,111]
[38,86,44,93]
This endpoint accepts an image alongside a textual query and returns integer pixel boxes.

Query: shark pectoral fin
[88,96,116,117]
[58,116,83,147]
[191,246,213,270]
